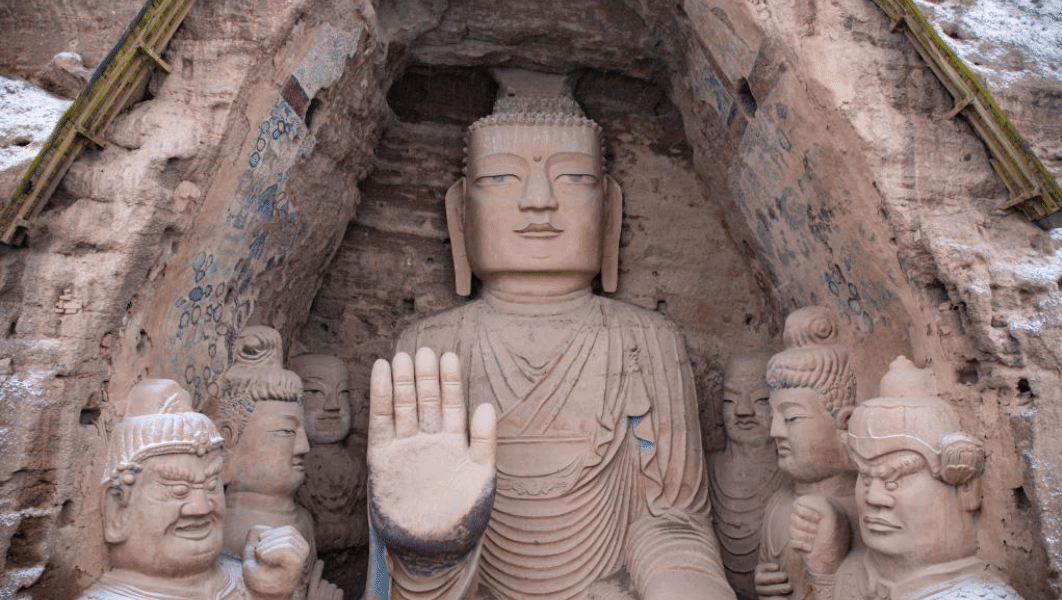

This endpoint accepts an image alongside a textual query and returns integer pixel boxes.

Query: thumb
[469,402,496,468]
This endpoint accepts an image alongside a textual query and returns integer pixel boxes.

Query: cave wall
[0,0,1061,598]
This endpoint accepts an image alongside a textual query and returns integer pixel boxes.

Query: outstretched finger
[415,347,442,433]
[440,352,466,435]
[392,352,418,438]
[469,402,497,468]
[369,359,395,447]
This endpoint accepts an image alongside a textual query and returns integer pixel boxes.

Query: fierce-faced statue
[366,71,734,600]
[79,379,309,600]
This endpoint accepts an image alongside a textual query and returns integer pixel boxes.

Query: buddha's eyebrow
[155,459,222,482]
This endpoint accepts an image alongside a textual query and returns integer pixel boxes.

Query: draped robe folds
[389,291,732,600]
[76,559,248,600]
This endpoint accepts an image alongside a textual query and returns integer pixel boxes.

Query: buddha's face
[293,357,352,445]
[463,123,605,286]
[855,450,971,566]
[224,400,309,496]
[721,356,772,445]
[769,387,850,482]
[108,451,225,578]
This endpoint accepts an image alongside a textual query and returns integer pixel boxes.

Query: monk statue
[290,354,368,552]
[755,307,859,600]
[805,356,1025,600]
[365,70,734,600]
[78,378,309,600]
[207,326,341,600]
[708,351,787,599]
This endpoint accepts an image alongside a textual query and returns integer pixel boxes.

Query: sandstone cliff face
[0,0,1060,598]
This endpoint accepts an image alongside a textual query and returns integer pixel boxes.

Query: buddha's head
[721,350,774,446]
[208,326,309,497]
[848,357,983,568]
[102,379,226,578]
[765,307,857,483]
[445,76,622,297]
[289,354,352,445]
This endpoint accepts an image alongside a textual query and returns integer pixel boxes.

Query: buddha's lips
[174,518,216,540]
[515,223,563,234]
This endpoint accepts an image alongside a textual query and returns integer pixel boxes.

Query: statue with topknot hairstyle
[755,307,861,600]
[207,326,341,600]
[365,69,734,600]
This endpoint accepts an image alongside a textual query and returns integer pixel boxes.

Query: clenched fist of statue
[242,525,311,600]
[368,348,497,573]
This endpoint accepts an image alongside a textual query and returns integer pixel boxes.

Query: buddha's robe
[390,291,731,600]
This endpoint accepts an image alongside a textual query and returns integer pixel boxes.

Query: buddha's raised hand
[368,347,497,572]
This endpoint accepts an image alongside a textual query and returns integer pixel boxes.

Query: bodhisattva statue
[755,307,859,600]
[367,72,735,600]
[79,378,309,600]
[207,326,341,600]
[807,356,1024,600]
[290,354,368,553]
[708,351,787,600]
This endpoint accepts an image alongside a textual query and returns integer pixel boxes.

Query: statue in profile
[755,307,859,600]
[290,354,368,553]
[805,356,1025,600]
[79,378,309,600]
[208,326,341,600]
[365,70,735,600]
[708,351,787,599]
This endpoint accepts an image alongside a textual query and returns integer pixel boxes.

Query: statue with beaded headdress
[78,378,309,600]
[365,69,734,600]
[754,307,860,600]
[816,356,1024,600]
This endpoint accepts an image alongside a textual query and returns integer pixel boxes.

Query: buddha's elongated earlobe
[446,179,472,296]
[601,175,623,293]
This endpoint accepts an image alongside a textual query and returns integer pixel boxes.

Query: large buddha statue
[708,351,787,599]
[755,307,859,600]
[79,379,309,600]
[809,357,1025,600]
[366,71,734,600]
[207,327,341,600]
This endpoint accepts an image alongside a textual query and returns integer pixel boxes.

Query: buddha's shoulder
[595,296,680,333]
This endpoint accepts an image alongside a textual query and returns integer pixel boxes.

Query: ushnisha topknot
[766,307,856,413]
[207,326,303,448]
[104,379,223,488]
[468,95,602,133]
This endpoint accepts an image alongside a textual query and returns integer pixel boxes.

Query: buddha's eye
[206,477,219,492]
[476,174,519,186]
[170,484,190,499]
[722,397,735,405]
[755,397,770,405]
[304,388,323,397]
[558,173,597,184]
[273,428,296,437]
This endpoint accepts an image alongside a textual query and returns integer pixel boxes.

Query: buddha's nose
[519,169,558,211]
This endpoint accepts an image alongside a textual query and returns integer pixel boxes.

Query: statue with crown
[364,69,735,600]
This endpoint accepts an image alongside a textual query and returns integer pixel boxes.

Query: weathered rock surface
[0,0,1060,599]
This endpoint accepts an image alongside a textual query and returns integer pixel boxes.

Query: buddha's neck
[482,283,594,316]
[725,438,776,459]
[225,489,298,513]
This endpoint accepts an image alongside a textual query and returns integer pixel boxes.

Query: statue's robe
[832,551,1024,600]
[758,485,858,600]
[76,560,247,600]
[389,291,732,600]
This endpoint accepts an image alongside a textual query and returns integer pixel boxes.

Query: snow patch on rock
[0,76,71,172]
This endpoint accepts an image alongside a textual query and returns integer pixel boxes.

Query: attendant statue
[208,326,341,600]
[755,307,859,600]
[808,356,1024,600]
[78,379,309,600]
[290,354,368,552]
[708,351,786,599]
[366,71,734,600]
